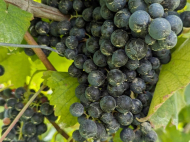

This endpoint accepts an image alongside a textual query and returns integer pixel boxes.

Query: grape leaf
[0,0,32,49]
[156,125,190,142]
[0,51,31,88]
[28,52,72,91]
[148,89,186,129]
[140,38,190,128]
[43,71,79,127]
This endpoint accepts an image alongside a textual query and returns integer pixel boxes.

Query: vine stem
[4,0,70,21]
[0,43,59,53]
[24,32,73,141]
[24,31,56,71]
[0,85,45,141]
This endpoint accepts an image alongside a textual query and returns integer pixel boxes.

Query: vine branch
[24,31,56,71]
[4,0,70,21]
[24,32,73,141]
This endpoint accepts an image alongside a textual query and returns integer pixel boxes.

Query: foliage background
[1,0,190,142]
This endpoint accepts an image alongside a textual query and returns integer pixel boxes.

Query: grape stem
[4,0,70,21]
[0,85,45,141]
[24,32,73,141]
[0,43,59,53]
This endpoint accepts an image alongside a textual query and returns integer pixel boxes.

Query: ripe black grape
[40,102,54,116]
[56,42,66,56]
[107,69,125,86]
[82,7,93,22]
[22,122,36,136]
[107,83,126,97]
[120,128,135,142]
[93,50,107,67]
[106,119,120,133]
[72,130,86,142]
[88,70,106,87]
[75,17,85,28]
[88,102,102,118]
[68,63,83,78]
[131,99,143,114]
[100,40,115,56]
[148,18,171,40]
[83,59,98,73]
[57,20,71,36]
[86,37,99,53]
[112,49,128,67]
[7,98,17,108]
[70,103,84,117]
[79,119,98,139]
[129,10,150,33]
[100,4,114,20]
[85,86,101,102]
[128,0,148,13]
[111,29,129,48]
[58,0,73,14]
[116,95,132,113]
[148,3,164,18]
[166,15,183,35]
[49,21,59,37]
[35,21,49,35]
[3,88,12,97]
[130,78,146,94]
[93,7,103,21]
[69,27,85,41]
[125,38,148,60]
[101,20,115,39]
[100,96,116,112]
[36,123,47,135]
[73,0,84,13]
[116,112,133,127]
[74,54,87,69]
[114,8,131,29]
[100,112,115,124]
[31,113,44,125]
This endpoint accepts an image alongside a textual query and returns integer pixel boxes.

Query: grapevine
[1,0,190,142]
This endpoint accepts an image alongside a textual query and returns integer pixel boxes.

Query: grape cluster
[0,86,57,142]
[28,0,186,141]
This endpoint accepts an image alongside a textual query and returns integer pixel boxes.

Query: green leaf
[0,0,32,49]
[43,71,79,127]
[156,125,190,142]
[0,51,31,87]
[141,38,190,128]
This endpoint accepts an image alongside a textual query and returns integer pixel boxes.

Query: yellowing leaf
[43,71,79,127]
[141,38,190,128]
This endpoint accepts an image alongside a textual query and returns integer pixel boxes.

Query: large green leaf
[43,71,79,127]
[140,38,190,128]
[0,0,32,48]
[156,125,190,142]
[0,51,31,87]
